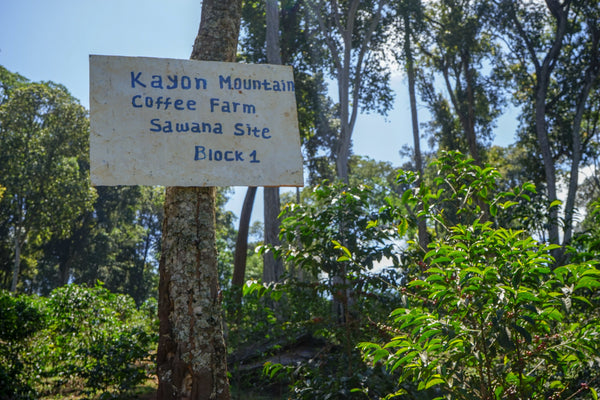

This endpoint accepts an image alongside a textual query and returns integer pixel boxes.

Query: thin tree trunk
[232,186,257,288]
[508,0,570,247]
[263,187,283,282]
[308,0,383,321]
[462,51,480,165]
[535,74,560,246]
[10,228,21,292]
[263,0,284,284]
[440,57,480,165]
[404,10,428,250]
[310,0,383,182]
[157,1,242,398]
[10,196,24,293]
[562,25,600,249]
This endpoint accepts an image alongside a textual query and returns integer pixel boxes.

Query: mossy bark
[157,1,242,398]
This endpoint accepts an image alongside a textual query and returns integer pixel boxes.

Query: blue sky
[0,0,517,221]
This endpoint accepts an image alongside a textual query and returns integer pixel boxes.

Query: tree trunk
[157,1,242,398]
[535,74,560,246]
[507,0,570,247]
[403,10,428,250]
[462,50,480,166]
[157,187,229,400]
[10,227,21,292]
[440,57,480,165]
[562,25,600,249]
[10,197,24,293]
[232,186,257,288]
[534,2,569,247]
[263,187,283,282]
[309,0,382,182]
[263,0,284,284]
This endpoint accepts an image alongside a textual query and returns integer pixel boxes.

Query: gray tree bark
[562,21,600,249]
[157,1,242,398]
[232,186,257,288]
[508,0,571,246]
[403,9,428,250]
[263,0,284,284]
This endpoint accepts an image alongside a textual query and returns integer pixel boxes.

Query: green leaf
[542,307,563,321]
[332,240,352,258]
[462,267,484,276]
[572,295,593,307]
[425,376,445,389]
[549,380,565,389]
[574,276,600,291]
[401,189,413,204]
[423,249,438,261]
[397,350,419,366]
[501,200,518,209]
[495,386,505,399]
[516,291,539,303]
[398,218,409,236]
[522,182,536,193]
[549,200,562,208]
[581,268,600,277]
[270,290,283,302]
[426,267,446,275]
[407,279,429,288]
[372,348,389,364]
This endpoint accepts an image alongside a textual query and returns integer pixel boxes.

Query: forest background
[1,0,600,399]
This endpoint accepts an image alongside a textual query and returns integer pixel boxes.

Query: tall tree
[497,0,600,249]
[240,2,340,180]
[156,0,242,398]
[419,0,503,165]
[235,0,339,288]
[60,186,164,303]
[502,0,569,247]
[0,77,93,292]
[262,0,285,284]
[306,0,394,181]
[393,0,428,248]
[555,1,600,248]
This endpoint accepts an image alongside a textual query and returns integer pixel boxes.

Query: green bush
[0,291,45,399]
[243,183,406,399]
[229,152,600,399]
[360,152,600,400]
[32,283,157,397]
[361,222,600,399]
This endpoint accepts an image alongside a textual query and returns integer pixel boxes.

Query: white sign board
[89,55,304,186]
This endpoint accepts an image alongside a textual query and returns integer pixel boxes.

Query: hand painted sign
[89,55,304,186]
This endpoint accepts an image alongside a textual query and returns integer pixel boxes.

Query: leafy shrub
[33,283,156,397]
[230,152,600,400]
[569,200,600,263]
[274,182,401,280]
[360,152,600,399]
[361,222,600,399]
[0,290,45,399]
[239,183,406,399]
